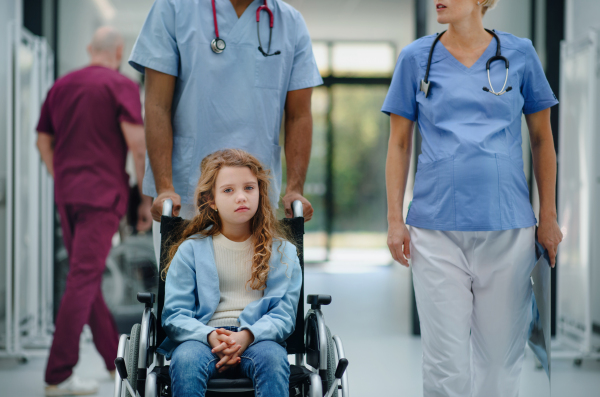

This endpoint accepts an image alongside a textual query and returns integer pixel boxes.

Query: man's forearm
[284,114,312,194]
[531,139,557,221]
[40,148,54,177]
[36,132,54,177]
[144,68,177,196]
[145,106,174,194]
[133,150,147,197]
[122,122,149,197]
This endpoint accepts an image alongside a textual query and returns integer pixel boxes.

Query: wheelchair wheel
[126,323,141,397]
[326,326,338,397]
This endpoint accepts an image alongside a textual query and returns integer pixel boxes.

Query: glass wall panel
[312,42,330,77]
[331,85,389,234]
[331,43,395,77]
[279,86,329,261]
[15,38,36,342]
[281,41,394,262]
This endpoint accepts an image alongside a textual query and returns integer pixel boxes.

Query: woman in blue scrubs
[382,1,562,396]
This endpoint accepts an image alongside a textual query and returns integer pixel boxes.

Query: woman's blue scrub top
[382,31,558,231]
[129,0,322,205]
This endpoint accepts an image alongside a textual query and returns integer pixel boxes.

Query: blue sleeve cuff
[128,55,179,77]
[381,106,417,121]
[288,76,324,92]
[523,99,559,115]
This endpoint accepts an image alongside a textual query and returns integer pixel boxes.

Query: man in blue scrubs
[129,0,322,251]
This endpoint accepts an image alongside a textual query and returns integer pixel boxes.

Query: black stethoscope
[210,0,280,57]
[420,28,512,98]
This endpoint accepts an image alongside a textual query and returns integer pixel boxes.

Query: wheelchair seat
[148,366,254,395]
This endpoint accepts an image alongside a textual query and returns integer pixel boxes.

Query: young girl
[157,149,302,397]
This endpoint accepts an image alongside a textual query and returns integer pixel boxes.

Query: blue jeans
[169,328,289,397]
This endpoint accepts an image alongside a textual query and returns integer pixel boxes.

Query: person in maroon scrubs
[36,26,151,396]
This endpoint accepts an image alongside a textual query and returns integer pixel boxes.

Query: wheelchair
[114,199,349,397]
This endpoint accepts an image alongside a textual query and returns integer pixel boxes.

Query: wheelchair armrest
[307,294,331,310]
[137,292,155,309]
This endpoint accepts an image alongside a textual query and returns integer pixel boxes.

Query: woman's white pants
[410,226,535,397]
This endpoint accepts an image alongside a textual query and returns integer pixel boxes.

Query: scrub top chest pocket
[255,51,286,90]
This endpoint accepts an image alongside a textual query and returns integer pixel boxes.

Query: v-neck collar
[221,0,260,43]
[437,36,497,74]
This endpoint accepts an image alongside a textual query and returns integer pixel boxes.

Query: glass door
[280,41,396,264]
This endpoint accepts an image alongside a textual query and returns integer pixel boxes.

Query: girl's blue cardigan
[157,234,302,359]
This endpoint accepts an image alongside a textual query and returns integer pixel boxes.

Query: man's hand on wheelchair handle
[151,190,181,222]
[282,191,313,222]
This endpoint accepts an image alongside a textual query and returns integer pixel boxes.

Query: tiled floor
[2,262,599,396]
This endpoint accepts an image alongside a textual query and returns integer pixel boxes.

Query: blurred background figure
[35,26,150,396]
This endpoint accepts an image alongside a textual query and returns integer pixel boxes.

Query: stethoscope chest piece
[211,38,226,54]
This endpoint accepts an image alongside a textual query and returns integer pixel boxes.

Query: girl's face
[434,0,480,25]
[211,166,260,227]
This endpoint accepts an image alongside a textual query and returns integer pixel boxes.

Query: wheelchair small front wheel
[126,323,141,397]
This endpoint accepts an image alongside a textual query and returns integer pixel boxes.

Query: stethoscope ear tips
[506,86,513,92]
[482,87,490,92]
[258,47,281,57]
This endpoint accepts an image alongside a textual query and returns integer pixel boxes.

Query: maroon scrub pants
[45,204,121,385]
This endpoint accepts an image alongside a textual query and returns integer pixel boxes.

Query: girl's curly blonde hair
[161,149,293,291]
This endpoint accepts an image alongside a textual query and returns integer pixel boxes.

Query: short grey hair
[89,26,123,54]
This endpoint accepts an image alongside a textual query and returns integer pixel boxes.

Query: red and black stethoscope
[210,0,280,56]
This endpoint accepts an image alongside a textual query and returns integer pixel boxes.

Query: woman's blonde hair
[480,0,499,15]
[162,149,294,290]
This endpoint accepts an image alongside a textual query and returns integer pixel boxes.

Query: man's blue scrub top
[129,0,322,205]
[382,31,558,231]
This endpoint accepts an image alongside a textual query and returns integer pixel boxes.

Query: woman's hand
[537,217,562,268]
[388,220,411,267]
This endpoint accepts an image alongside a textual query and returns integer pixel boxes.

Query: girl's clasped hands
[208,328,255,373]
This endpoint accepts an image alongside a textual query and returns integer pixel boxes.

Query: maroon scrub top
[37,65,144,217]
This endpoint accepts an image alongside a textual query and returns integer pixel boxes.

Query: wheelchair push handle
[162,198,174,217]
[292,199,303,218]
[162,198,301,219]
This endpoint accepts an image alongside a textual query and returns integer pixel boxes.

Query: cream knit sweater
[207,233,263,327]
